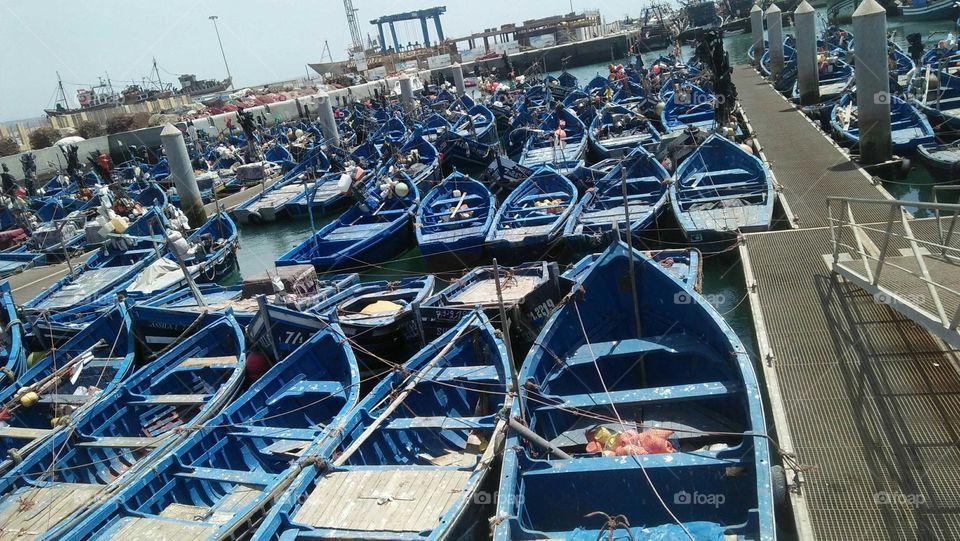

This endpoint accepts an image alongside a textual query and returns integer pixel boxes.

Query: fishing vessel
[671,134,775,243]
[415,171,496,263]
[831,92,935,152]
[493,241,776,540]
[250,311,511,541]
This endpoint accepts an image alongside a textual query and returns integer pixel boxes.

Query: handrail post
[900,210,949,326]
[847,201,873,283]
[872,203,899,286]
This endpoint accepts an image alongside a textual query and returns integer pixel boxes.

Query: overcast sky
[0,0,656,122]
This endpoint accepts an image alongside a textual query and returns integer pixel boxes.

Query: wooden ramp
[292,468,472,533]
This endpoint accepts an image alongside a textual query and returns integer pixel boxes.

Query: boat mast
[54,71,68,108]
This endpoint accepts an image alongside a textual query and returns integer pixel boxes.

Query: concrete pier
[750,4,764,66]
[794,1,819,105]
[315,91,340,148]
[766,4,784,76]
[451,63,466,94]
[852,0,892,164]
[160,124,206,228]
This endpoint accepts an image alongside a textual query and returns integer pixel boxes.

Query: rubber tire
[771,464,788,507]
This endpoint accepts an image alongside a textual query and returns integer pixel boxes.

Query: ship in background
[44,59,231,117]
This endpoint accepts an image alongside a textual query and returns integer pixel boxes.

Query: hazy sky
[0,0,656,122]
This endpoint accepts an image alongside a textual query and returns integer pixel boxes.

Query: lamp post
[209,15,233,89]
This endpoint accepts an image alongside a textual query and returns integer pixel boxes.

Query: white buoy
[316,91,340,147]
[853,0,892,164]
[766,4,784,77]
[750,4,765,66]
[795,1,820,105]
[160,124,206,228]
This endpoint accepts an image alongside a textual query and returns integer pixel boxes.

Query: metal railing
[827,195,960,347]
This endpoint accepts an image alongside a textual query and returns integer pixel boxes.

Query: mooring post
[399,74,414,109]
[766,4,784,77]
[750,4,764,66]
[160,123,206,228]
[853,0,892,164]
[795,0,819,105]
[451,62,466,94]
[315,91,340,147]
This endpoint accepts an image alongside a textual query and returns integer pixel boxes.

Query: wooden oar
[333,312,479,466]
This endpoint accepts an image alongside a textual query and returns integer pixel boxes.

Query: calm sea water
[236,14,958,362]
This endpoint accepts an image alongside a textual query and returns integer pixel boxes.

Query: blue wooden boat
[0,306,135,476]
[442,103,499,168]
[276,174,419,272]
[589,104,662,158]
[902,0,957,20]
[382,129,441,190]
[918,141,960,174]
[28,211,239,344]
[0,283,26,381]
[547,71,579,100]
[493,241,776,540]
[486,166,577,260]
[0,249,46,278]
[56,319,360,541]
[284,141,382,218]
[660,83,725,132]
[22,208,170,318]
[519,107,587,172]
[584,75,612,97]
[791,57,853,102]
[759,41,797,77]
[415,171,495,262]
[909,65,960,130]
[310,275,434,368]
[0,314,246,537]
[830,92,934,152]
[563,146,670,249]
[232,146,331,224]
[563,89,598,128]
[671,134,775,242]
[370,116,409,148]
[420,260,563,349]
[251,310,510,541]
[131,272,359,354]
[561,248,703,291]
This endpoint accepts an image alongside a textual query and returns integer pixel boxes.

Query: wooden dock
[735,65,960,540]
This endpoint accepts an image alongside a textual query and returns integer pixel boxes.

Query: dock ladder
[827,189,960,348]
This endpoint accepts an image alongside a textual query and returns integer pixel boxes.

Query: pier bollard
[750,4,764,66]
[160,124,207,228]
[795,1,819,105]
[452,63,466,95]
[316,91,341,148]
[853,0,891,164]
[399,74,414,109]
[766,4,784,77]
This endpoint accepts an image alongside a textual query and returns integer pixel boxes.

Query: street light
[209,15,233,89]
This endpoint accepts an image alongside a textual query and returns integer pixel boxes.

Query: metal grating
[733,65,894,227]
[744,226,960,540]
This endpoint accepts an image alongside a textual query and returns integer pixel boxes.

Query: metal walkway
[736,66,960,540]
[733,65,895,228]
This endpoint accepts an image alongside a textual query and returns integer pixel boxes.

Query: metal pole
[209,15,233,89]
[492,258,522,419]
[620,167,645,386]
